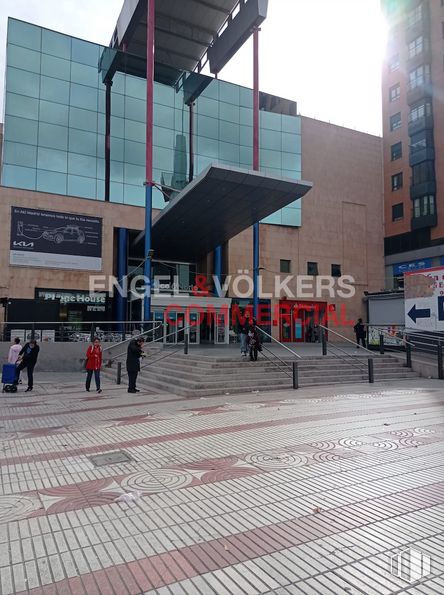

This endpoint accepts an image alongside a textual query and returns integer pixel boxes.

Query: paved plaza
[0,375,443,594]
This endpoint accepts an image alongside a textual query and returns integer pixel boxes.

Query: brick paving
[0,376,443,594]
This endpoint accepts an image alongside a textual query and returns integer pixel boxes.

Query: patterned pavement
[0,376,443,594]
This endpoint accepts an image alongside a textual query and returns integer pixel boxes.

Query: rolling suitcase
[2,363,18,393]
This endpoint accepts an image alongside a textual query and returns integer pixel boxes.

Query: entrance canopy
[151,164,312,261]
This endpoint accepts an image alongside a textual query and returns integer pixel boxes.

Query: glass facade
[2,18,302,226]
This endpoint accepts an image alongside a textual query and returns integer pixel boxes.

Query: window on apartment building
[390,112,402,130]
[413,195,435,218]
[412,161,434,185]
[391,172,403,191]
[409,101,432,122]
[389,54,400,72]
[410,130,433,153]
[392,203,404,221]
[280,259,291,273]
[407,4,423,28]
[408,36,427,59]
[391,142,402,161]
[409,64,431,89]
[331,264,341,277]
[307,262,319,276]
[389,83,401,102]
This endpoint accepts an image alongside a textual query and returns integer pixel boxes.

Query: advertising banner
[10,207,102,271]
[405,267,444,332]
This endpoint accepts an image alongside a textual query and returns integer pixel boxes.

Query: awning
[151,164,312,261]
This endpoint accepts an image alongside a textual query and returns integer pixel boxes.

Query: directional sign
[404,267,444,331]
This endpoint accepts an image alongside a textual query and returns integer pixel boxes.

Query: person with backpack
[15,339,40,392]
[247,318,261,361]
[85,337,103,394]
[354,318,366,348]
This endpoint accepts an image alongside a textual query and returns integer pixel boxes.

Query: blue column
[214,245,223,296]
[143,184,152,321]
[253,223,259,318]
[117,228,128,330]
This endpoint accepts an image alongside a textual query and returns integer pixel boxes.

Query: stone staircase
[103,347,419,397]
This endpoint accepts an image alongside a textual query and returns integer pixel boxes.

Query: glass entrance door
[216,311,228,344]
[189,311,200,344]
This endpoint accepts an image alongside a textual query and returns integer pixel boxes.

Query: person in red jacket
[85,337,102,393]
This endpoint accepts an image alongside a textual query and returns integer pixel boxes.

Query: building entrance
[279,300,327,343]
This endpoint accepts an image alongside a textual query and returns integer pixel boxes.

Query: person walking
[247,318,261,362]
[126,337,145,393]
[354,318,366,348]
[238,315,249,357]
[15,339,40,392]
[8,337,22,364]
[85,337,103,394]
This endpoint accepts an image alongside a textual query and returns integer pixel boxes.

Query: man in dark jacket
[354,318,366,348]
[247,318,261,362]
[16,339,40,392]
[126,337,145,393]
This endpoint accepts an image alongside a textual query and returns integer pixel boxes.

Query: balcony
[409,146,435,167]
[411,212,437,230]
[410,179,436,199]
[408,113,434,136]
[407,80,433,106]
[407,47,431,71]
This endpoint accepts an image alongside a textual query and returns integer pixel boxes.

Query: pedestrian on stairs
[126,337,145,393]
[247,318,262,362]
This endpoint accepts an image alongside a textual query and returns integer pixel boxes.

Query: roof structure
[151,164,312,261]
[111,0,240,73]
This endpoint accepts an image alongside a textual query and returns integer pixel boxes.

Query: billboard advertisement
[405,267,444,332]
[10,207,102,271]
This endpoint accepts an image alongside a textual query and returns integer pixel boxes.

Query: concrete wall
[228,116,385,340]
[0,342,122,373]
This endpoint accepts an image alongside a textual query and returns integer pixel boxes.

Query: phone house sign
[38,290,106,308]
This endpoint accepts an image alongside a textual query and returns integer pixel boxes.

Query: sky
[0,0,387,136]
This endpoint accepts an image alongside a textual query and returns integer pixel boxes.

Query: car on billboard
[42,225,86,245]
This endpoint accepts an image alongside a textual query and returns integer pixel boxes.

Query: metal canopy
[151,165,312,262]
[111,0,240,74]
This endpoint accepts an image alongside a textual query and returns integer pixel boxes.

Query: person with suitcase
[8,337,22,364]
[15,339,40,392]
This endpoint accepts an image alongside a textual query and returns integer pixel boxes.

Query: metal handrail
[257,328,302,359]
[105,325,192,364]
[323,340,369,374]
[318,324,374,355]
[102,323,162,354]
[119,345,184,379]
[366,324,444,342]
[260,344,292,378]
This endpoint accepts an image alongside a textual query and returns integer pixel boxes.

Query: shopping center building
[0,2,385,344]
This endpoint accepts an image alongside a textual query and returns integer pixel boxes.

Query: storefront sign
[393,259,432,276]
[36,289,107,312]
[10,207,102,271]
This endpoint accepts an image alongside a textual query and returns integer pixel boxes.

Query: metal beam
[156,45,203,64]
[155,25,211,49]
[155,11,215,38]
[189,0,230,15]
